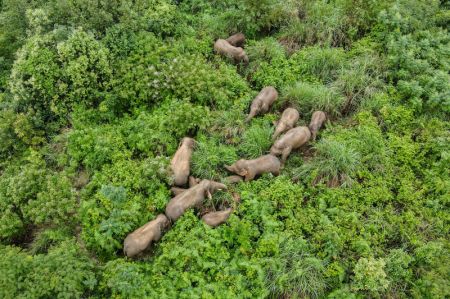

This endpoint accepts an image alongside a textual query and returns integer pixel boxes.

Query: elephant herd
[123,34,327,258]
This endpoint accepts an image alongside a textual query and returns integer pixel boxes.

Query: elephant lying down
[270,126,311,163]
[165,180,227,222]
[123,214,170,258]
[202,208,233,227]
[226,154,281,181]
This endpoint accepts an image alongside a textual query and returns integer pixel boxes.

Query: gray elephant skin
[123,214,170,258]
[246,87,278,122]
[165,180,227,222]
[270,126,311,163]
[225,154,281,181]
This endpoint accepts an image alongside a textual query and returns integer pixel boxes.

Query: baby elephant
[171,137,195,186]
[225,154,281,181]
[246,87,278,122]
[202,208,233,228]
[309,111,326,141]
[165,180,227,222]
[123,214,170,258]
[214,39,249,64]
[273,108,300,140]
[270,126,311,163]
[226,33,245,47]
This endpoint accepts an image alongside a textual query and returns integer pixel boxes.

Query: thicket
[0,0,448,298]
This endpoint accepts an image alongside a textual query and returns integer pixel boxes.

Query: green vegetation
[0,0,449,297]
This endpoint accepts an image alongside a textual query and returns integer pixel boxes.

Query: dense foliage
[0,0,448,298]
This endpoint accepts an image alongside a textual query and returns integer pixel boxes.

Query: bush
[9,28,113,138]
[122,99,211,156]
[111,33,249,110]
[0,240,96,298]
[80,157,169,259]
[352,257,389,294]
[278,1,348,49]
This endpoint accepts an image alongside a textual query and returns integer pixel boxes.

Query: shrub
[99,259,150,298]
[122,99,211,156]
[22,240,97,298]
[67,124,131,171]
[352,257,389,294]
[0,152,46,240]
[9,28,113,138]
[216,0,299,38]
[24,173,77,226]
[289,46,347,84]
[80,157,169,259]
[0,241,96,298]
[245,38,286,76]
[250,46,346,89]
[112,34,249,110]
[0,107,23,159]
[332,54,385,114]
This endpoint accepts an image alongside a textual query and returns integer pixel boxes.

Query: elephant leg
[281,146,292,164]
[244,170,255,181]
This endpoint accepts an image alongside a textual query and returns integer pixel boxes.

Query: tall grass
[266,237,326,298]
[281,81,345,117]
[238,119,274,159]
[191,136,239,180]
[278,1,348,50]
[296,138,361,187]
[291,46,346,84]
[333,54,385,114]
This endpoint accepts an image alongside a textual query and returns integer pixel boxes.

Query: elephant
[214,39,249,64]
[246,87,278,122]
[225,154,281,181]
[189,176,200,187]
[309,111,326,141]
[270,126,311,163]
[123,214,170,258]
[170,187,187,196]
[272,108,300,140]
[165,180,227,222]
[171,137,195,186]
[202,208,233,228]
[224,175,244,184]
[226,33,245,47]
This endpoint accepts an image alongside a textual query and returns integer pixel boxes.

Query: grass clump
[296,138,361,187]
[191,136,239,180]
[238,118,274,159]
[281,81,345,117]
[266,237,326,298]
